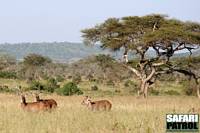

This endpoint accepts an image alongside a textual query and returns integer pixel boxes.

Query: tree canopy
[23,53,52,67]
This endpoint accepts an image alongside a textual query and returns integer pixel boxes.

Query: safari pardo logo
[166,114,199,132]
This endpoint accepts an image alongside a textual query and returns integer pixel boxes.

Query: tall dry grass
[0,94,199,133]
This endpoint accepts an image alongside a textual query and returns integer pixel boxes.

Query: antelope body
[81,96,112,111]
[35,94,57,109]
[21,95,50,112]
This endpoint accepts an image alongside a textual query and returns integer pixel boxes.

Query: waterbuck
[35,94,57,109]
[81,96,112,111]
[21,95,50,112]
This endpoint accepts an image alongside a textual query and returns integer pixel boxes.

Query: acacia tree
[21,54,52,81]
[82,14,200,98]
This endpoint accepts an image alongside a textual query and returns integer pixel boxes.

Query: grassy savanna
[0,93,199,133]
[0,14,200,133]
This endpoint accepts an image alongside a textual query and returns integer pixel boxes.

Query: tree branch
[152,61,166,66]
[144,67,156,82]
[122,63,142,80]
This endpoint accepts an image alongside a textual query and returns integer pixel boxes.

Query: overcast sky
[0,0,199,43]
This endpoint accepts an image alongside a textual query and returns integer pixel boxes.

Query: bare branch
[122,63,142,79]
[152,61,166,66]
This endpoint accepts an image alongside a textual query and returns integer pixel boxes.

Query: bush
[56,82,83,96]
[91,85,98,91]
[0,71,17,79]
[164,90,180,95]
[46,78,60,93]
[29,81,45,91]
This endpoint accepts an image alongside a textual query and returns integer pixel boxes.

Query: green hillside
[0,42,116,63]
[0,42,199,63]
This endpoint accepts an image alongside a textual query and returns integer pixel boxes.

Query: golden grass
[0,78,28,88]
[0,94,199,133]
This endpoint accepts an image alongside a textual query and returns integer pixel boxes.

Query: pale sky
[0,0,199,43]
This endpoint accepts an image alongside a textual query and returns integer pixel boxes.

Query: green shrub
[164,90,180,95]
[29,81,45,91]
[91,85,98,91]
[56,82,83,96]
[0,71,17,79]
[45,78,60,93]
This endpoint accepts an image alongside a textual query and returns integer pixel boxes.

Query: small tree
[23,53,51,66]
[22,54,52,81]
[82,14,200,98]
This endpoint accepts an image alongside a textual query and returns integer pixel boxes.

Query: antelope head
[81,96,92,106]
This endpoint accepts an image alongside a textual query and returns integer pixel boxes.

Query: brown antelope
[21,95,50,112]
[81,96,112,111]
[35,94,57,109]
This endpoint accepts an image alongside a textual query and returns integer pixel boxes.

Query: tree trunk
[138,81,145,97]
[144,82,150,98]
[123,63,156,98]
[123,54,128,63]
[138,81,149,98]
[196,85,200,99]
[137,67,156,98]
[123,47,128,63]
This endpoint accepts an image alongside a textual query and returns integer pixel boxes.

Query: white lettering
[172,115,179,122]
[167,114,199,122]
[167,114,173,122]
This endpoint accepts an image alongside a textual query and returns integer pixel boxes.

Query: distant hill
[0,42,199,63]
[0,42,119,63]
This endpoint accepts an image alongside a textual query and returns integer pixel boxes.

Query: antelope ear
[87,97,92,101]
[35,93,39,97]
